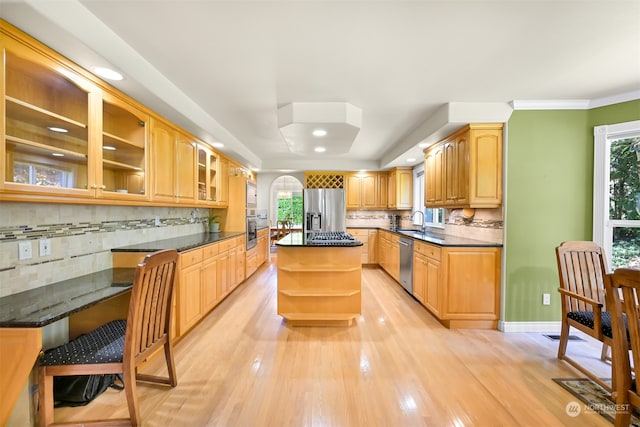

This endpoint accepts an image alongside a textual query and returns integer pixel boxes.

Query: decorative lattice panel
[304,173,345,189]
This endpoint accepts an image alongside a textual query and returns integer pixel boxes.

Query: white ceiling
[1,0,639,173]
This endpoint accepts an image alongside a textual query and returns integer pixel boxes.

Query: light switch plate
[19,241,32,260]
[39,238,51,257]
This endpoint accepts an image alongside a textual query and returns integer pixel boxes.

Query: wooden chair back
[555,241,612,391]
[39,249,179,426]
[125,249,178,379]
[556,241,608,313]
[606,268,640,426]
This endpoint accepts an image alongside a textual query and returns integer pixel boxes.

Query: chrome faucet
[410,210,425,233]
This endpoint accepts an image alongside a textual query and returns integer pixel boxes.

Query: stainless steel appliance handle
[398,240,410,246]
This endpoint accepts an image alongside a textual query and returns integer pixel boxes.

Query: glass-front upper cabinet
[100,93,148,199]
[196,143,220,205]
[2,43,97,197]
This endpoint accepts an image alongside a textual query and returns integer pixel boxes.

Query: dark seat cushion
[42,319,126,366]
[567,311,613,338]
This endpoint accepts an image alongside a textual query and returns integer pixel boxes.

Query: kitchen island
[276,232,363,326]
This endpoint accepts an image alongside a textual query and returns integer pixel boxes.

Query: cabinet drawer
[180,248,203,268]
[347,229,369,237]
[415,241,441,261]
[218,238,235,252]
[203,243,219,258]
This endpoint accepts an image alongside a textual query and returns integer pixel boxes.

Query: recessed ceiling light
[312,129,327,137]
[103,145,116,151]
[314,146,326,153]
[48,127,68,133]
[91,66,124,81]
[406,158,416,162]
[51,153,65,157]
[417,142,429,149]
[211,142,224,148]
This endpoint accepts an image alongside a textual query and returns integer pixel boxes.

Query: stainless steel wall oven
[246,209,257,250]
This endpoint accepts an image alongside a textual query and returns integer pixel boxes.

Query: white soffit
[380,102,513,168]
[278,102,362,156]
[511,90,640,110]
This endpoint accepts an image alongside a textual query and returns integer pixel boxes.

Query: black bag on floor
[53,373,124,407]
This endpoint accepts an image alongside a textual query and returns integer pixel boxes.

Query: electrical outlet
[155,215,161,226]
[39,239,51,257]
[543,293,551,305]
[19,241,32,260]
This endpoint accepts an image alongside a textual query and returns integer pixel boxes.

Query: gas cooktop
[305,231,359,246]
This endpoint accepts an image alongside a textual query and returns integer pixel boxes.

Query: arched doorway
[269,175,303,227]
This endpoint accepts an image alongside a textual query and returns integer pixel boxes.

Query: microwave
[246,181,257,207]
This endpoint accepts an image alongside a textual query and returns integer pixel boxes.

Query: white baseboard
[498,321,562,333]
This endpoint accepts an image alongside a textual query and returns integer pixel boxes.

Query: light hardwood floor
[55,255,613,426]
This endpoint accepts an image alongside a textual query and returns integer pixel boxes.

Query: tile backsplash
[345,208,503,244]
[1,203,504,298]
[0,202,208,297]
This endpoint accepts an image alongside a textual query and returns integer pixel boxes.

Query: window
[413,165,444,228]
[593,120,640,269]
[270,175,303,226]
[14,161,74,187]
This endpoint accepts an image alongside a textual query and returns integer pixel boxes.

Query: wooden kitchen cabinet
[346,172,382,210]
[0,21,244,208]
[236,235,246,284]
[174,236,249,337]
[412,240,500,329]
[277,245,362,326]
[197,146,229,207]
[1,31,150,202]
[378,230,399,281]
[177,248,204,335]
[424,123,503,208]
[387,167,413,210]
[257,228,269,266]
[347,228,369,263]
[368,229,378,263]
[150,119,197,204]
[346,228,378,264]
[217,156,229,206]
[1,34,95,198]
[413,241,441,316]
[424,144,444,205]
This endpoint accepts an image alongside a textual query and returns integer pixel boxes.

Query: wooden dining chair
[556,241,612,391]
[277,219,292,240]
[605,268,640,427]
[38,249,179,426]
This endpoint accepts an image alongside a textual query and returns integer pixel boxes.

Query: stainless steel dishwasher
[398,236,413,294]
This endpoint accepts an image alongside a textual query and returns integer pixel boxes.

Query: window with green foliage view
[278,195,303,224]
[609,136,640,269]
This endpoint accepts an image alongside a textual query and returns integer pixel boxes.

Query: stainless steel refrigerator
[303,189,346,232]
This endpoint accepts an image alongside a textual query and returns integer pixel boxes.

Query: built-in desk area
[0,268,135,426]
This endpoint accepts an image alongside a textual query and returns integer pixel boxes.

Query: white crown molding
[589,90,640,109]
[510,99,590,110]
[511,90,640,111]
[498,320,562,333]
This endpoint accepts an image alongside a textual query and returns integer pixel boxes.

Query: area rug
[553,378,640,425]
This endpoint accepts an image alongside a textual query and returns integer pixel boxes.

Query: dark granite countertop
[0,268,135,328]
[276,232,363,247]
[110,231,244,253]
[347,226,502,247]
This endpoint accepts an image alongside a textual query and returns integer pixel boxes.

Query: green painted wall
[503,100,640,322]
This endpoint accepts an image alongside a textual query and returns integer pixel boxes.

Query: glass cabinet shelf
[101,97,147,195]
